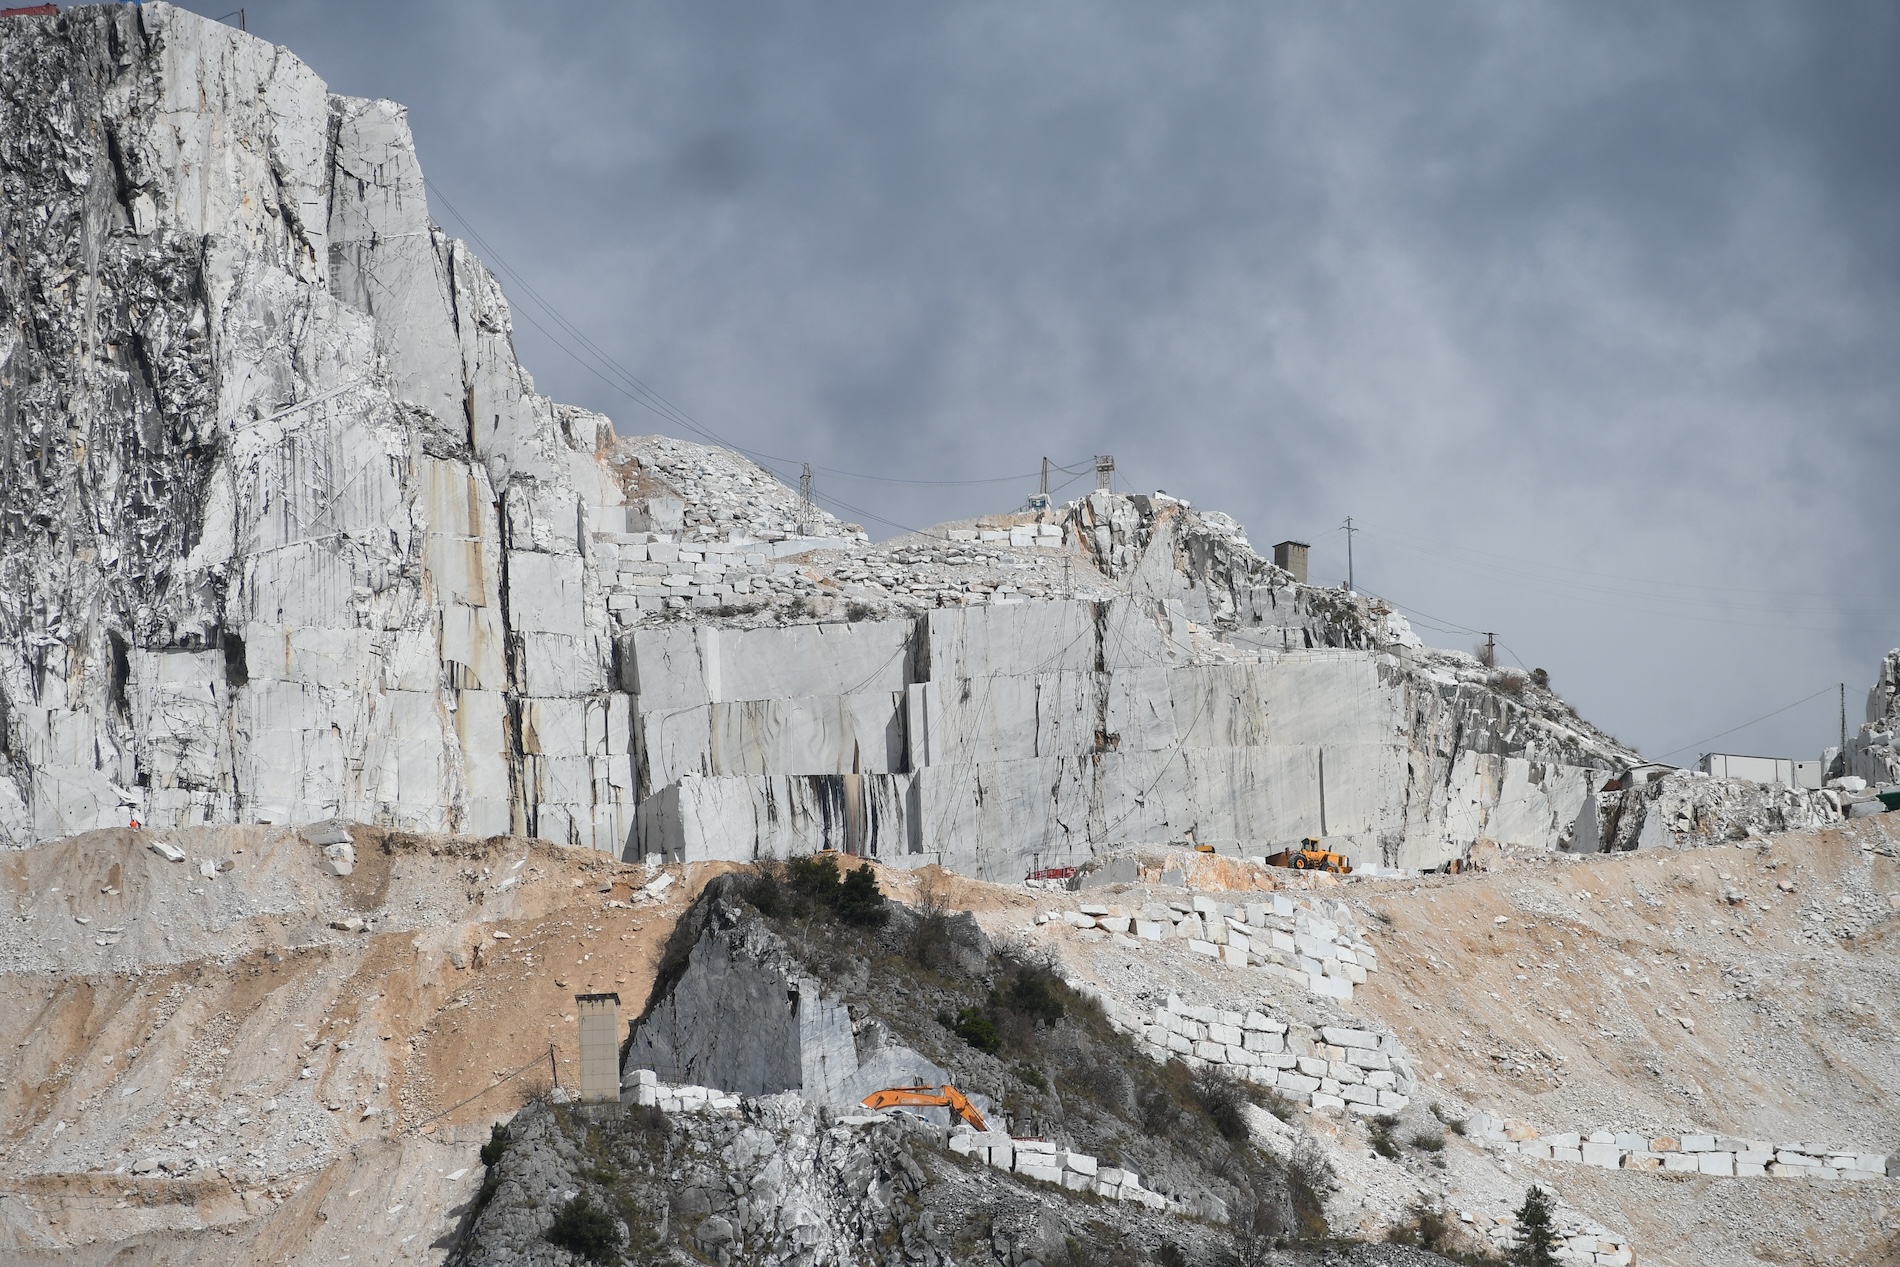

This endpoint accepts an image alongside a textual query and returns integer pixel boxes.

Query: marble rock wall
[0,6,1638,875]
[625,595,1634,876]
[0,5,631,851]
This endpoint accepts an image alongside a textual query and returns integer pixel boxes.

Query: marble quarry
[1,4,1642,875]
[1844,647,1900,788]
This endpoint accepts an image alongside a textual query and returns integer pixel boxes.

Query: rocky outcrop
[624,879,951,1110]
[1844,647,1900,787]
[1579,771,1839,852]
[452,1094,1277,1267]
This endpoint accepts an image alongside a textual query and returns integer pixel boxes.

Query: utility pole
[1482,632,1497,669]
[1094,455,1114,493]
[1040,457,1050,498]
[799,463,813,507]
[1341,516,1358,591]
[1840,682,1848,775]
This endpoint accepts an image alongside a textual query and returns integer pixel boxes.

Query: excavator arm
[859,1084,989,1132]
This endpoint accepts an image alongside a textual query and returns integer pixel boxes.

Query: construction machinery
[1266,837,1351,874]
[860,1084,989,1131]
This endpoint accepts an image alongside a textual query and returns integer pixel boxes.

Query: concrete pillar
[575,992,622,1103]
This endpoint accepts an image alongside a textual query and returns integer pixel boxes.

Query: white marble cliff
[1,4,1642,874]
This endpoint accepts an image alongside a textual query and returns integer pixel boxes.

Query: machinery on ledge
[860,1084,990,1131]
[1265,837,1353,874]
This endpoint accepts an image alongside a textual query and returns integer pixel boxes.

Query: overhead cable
[422,178,1091,492]
[1650,685,1840,763]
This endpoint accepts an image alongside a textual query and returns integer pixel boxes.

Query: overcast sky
[190,1,1898,764]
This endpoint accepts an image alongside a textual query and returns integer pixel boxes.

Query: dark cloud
[190,0,1900,761]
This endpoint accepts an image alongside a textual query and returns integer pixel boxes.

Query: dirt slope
[997,821,1900,1267]
[0,824,724,1264]
[4,819,1895,1266]
[1350,816,1900,1152]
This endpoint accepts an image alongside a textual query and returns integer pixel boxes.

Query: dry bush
[1489,668,1529,698]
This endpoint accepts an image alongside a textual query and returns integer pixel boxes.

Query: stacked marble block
[1467,1113,1890,1180]
[1137,997,1413,1114]
[594,531,852,622]
[944,524,1068,551]
[626,1069,743,1116]
[1052,892,1375,1003]
[947,1132,1167,1208]
[1457,1206,1633,1267]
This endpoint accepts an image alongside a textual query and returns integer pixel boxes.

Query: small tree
[1511,1185,1561,1267]
[547,1194,622,1263]
[835,862,889,926]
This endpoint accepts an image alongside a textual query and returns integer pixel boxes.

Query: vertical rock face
[0,4,628,847]
[1846,648,1900,786]
[0,5,1638,870]
[625,882,943,1107]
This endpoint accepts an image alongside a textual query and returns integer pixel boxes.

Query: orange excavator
[860,1084,989,1131]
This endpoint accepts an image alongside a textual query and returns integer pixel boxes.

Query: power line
[422,178,1092,494]
[1650,685,1839,763]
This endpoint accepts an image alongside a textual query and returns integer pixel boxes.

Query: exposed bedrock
[624,877,953,1112]
[1,4,1638,875]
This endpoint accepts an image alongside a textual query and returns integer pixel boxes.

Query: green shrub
[753,853,889,928]
[1388,1200,1458,1254]
[1014,1062,1049,1091]
[998,965,1065,1026]
[1410,1129,1447,1152]
[950,1006,1002,1054]
[547,1194,622,1263]
[787,852,842,904]
[1511,1185,1561,1267]
[1193,1066,1250,1143]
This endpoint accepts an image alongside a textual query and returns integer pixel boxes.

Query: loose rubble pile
[1465,1113,1891,1181]
[1040,890,1378,1003]
[1581,771,1841,852]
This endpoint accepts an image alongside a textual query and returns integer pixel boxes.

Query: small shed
[1273,541,1310,584]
